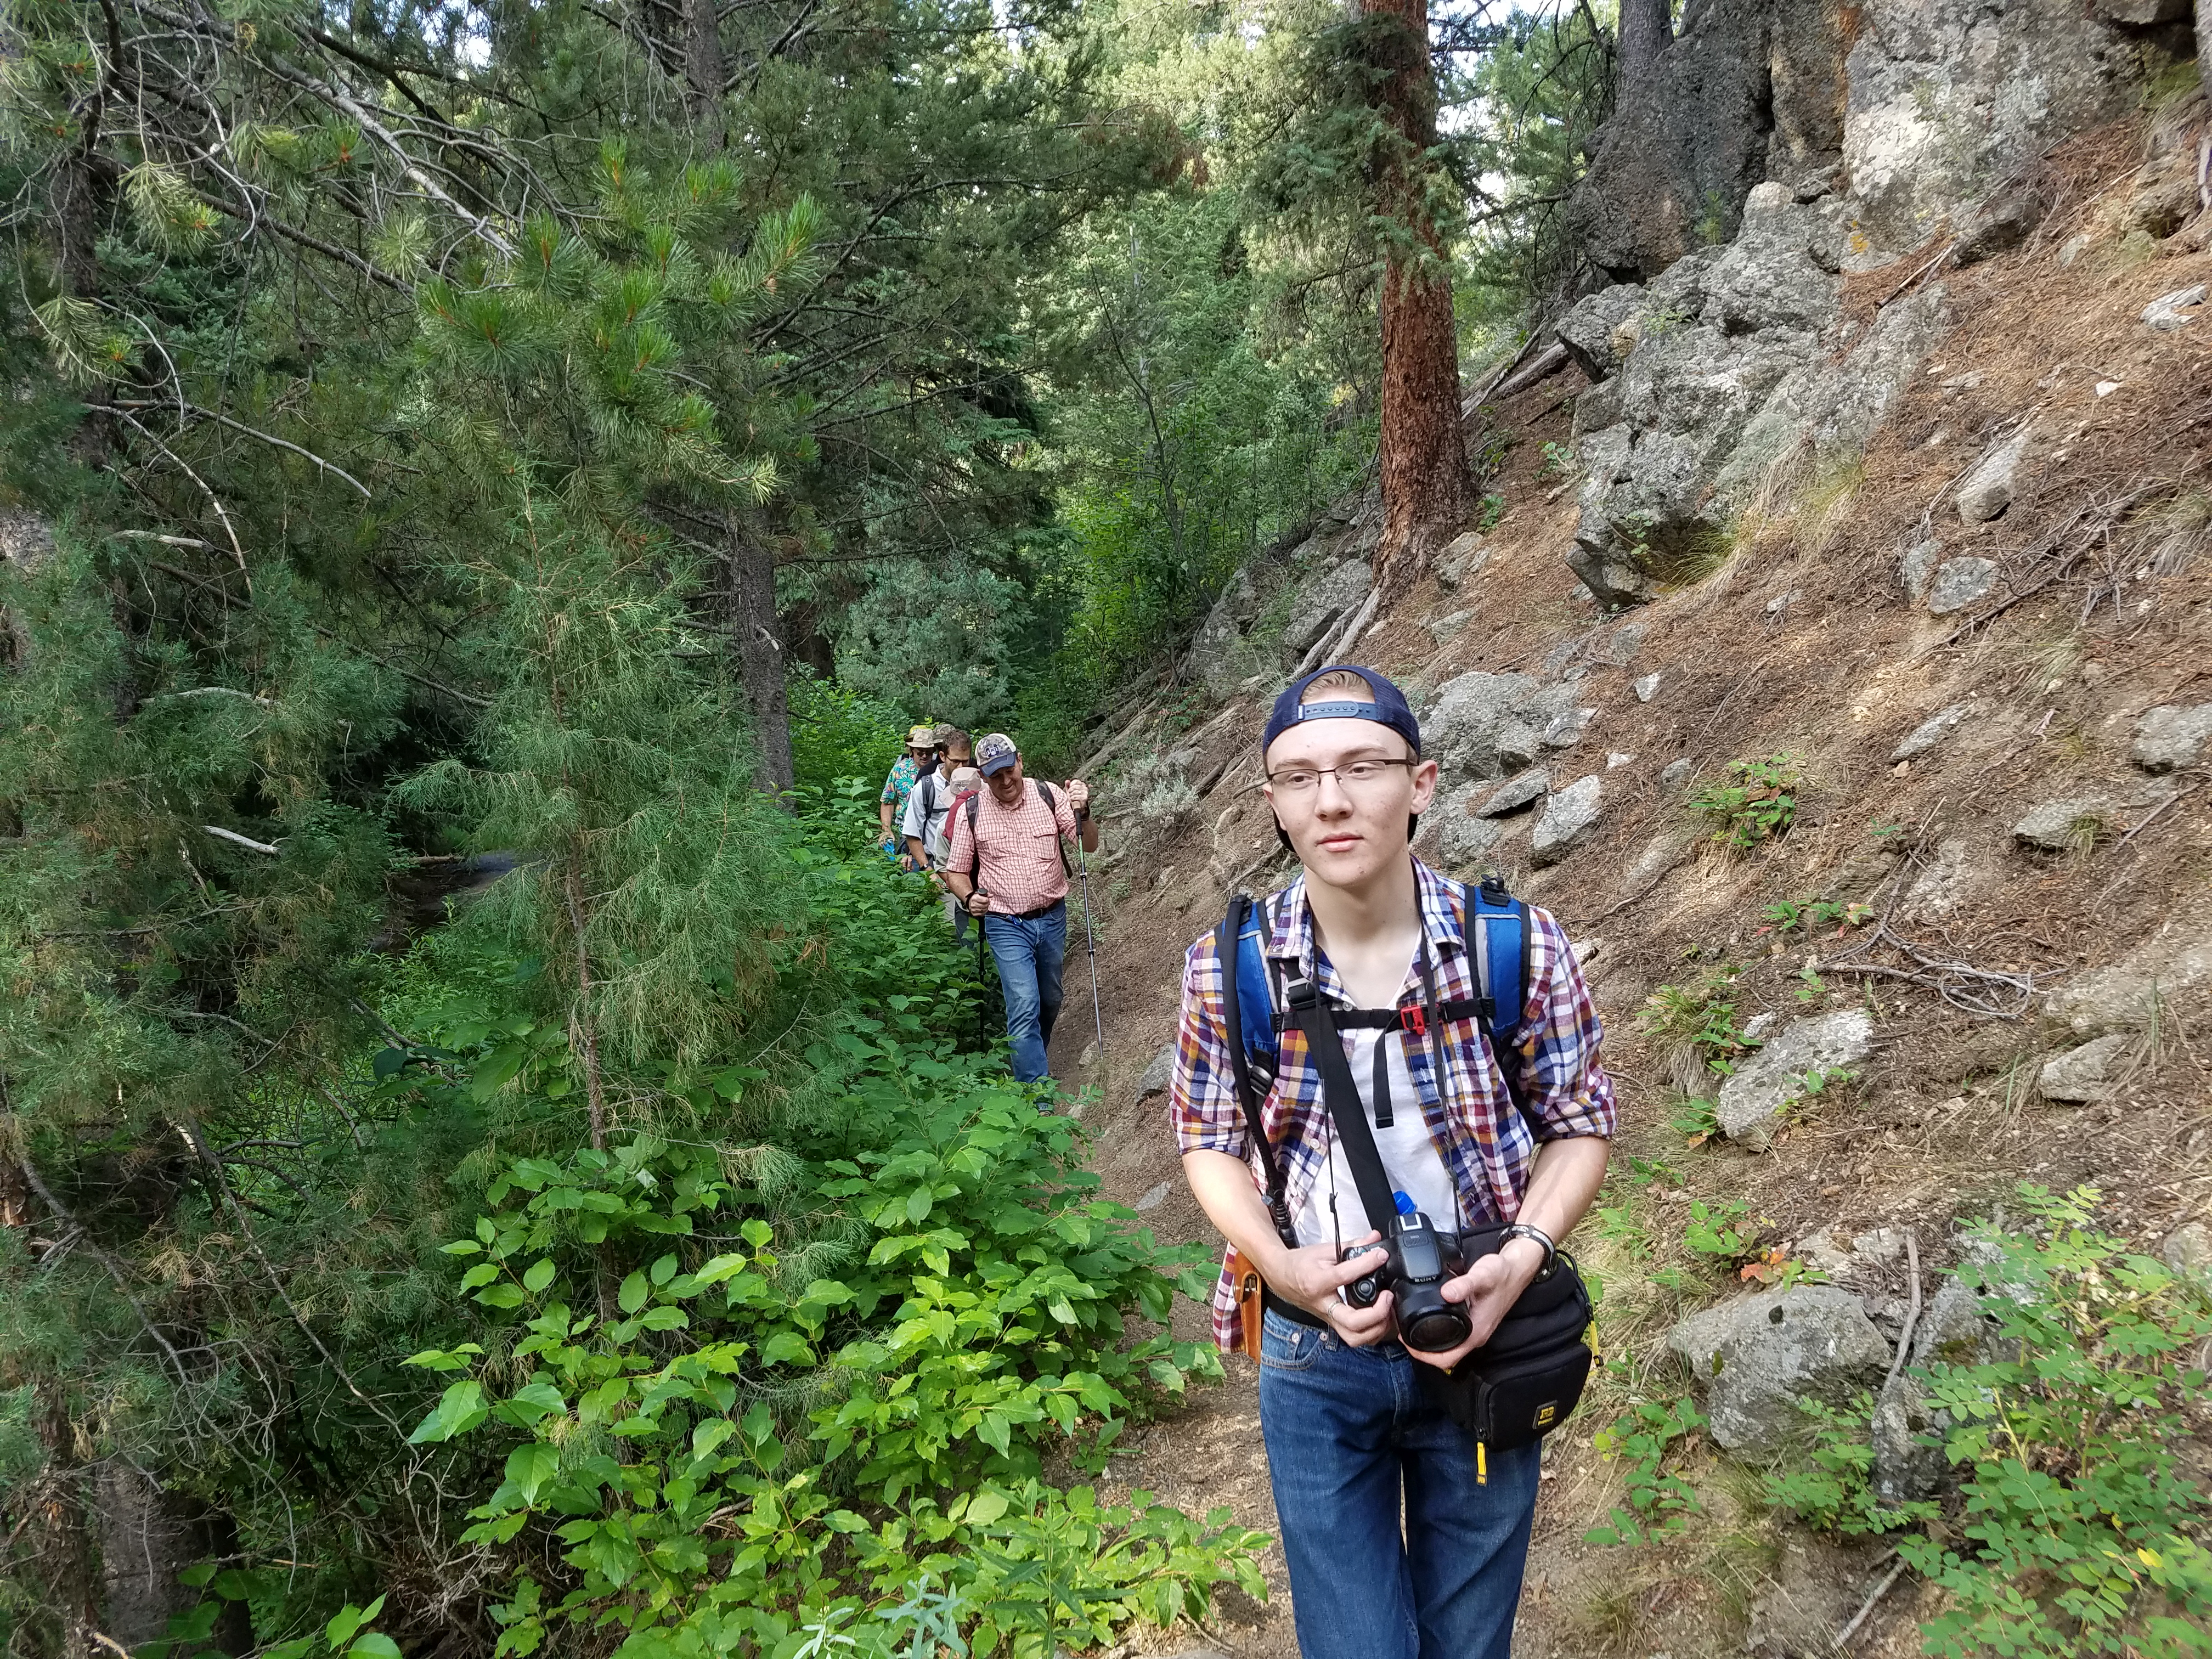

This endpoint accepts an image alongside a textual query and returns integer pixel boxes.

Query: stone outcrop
[1716,1008,1875,1149]
[1564,184,1945,606]
[1423,671,1589,782]
[1669,1286,1893,1453]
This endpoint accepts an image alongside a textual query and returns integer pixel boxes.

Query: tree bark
[1365,0,1475,599]
[1616,0,1673,87]
[725,515,794,794]
[682,0,726,151]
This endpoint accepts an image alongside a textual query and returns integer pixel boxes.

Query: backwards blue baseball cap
[1262,665,1421,758]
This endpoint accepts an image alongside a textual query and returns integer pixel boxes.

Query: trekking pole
[1072,837,1105,1056]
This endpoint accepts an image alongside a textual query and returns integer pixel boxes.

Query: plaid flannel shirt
[1169,858,1616,1353]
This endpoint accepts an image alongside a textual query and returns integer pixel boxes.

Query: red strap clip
[1402,1006,1426,1039]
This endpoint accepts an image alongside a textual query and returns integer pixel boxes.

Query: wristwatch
[1500,1222,1558,1279]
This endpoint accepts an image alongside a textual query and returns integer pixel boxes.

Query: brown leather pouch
[1229,1249,1266,1361]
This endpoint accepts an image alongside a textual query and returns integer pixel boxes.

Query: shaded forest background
[0,0,1612,1650]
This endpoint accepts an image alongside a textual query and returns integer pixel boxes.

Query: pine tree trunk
[726,515,794,794]
[682,0,726,150]
[1365,0,1474,600]
[1617,0,1673,86]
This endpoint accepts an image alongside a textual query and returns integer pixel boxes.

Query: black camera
[1341,1208,1471,1352]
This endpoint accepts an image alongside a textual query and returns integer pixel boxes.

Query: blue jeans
[1258,1309,1541,1659]
[983,902,1065,1084]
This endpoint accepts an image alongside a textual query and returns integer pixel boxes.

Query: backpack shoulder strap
[1036,781,1072,876]
[1464,872,1541,1135]
[1215,893,1294,1246]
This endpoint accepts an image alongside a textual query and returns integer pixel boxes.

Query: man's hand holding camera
[1405,1236,1549,1370]
[1268,1232,1396,1345]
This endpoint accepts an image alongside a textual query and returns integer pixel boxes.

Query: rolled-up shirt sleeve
[1171,934,1248,1159]
[1507,906,1617,1141]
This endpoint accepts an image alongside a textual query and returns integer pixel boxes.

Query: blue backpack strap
[1463,873,1543,1137]
[1215,893,1294,1245]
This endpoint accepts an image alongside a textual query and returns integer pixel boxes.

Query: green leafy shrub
[1691,754,1802,851]
[1899,1187,2212,1658]
[1585,1391,1707,1547]
[1760,1395,1934,1536]
[402,1070,1249,1654]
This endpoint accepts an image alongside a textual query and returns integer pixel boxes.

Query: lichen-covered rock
[2130,704,2212,773]
[1925,556,1998,614]
[2012,795,2120,853]
[1282,560,1372,658]
[1424,673,1579,782]
[1477,769,1550,817]
[2038,1032,2131,1102]
[1717,1008,1875,1149]
[1555,283,1652,380]
[1955,431,2030,522]
[1892,703,1972,761]
[1531,775,1605,866]
[1669,1286,1893,1454]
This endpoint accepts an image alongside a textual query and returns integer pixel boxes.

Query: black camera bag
[1282,978,1594,1454]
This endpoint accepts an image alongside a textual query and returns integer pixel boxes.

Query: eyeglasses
[1265,757,1418,795]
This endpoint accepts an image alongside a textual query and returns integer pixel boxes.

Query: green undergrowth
[1582,1186,2212,1658]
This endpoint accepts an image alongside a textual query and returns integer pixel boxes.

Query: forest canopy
[0,0,1610,1646]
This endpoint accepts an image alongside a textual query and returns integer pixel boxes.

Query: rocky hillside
[1040,65,2212,1659]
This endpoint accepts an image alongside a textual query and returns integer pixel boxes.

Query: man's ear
[1272,812,1294,855]
[1409,756,1440,815]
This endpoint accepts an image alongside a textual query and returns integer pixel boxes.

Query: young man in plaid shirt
[1171,666,1616,1659]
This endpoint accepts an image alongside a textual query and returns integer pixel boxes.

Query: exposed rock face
[2047,908,2212,1034]
[1424,672,1584,782]
[1531,775,1605,866]
[1567,184,1945,607]
[1669,1286,1893,1453]
[1716,1008,1875,1149]
[1842,0,2144,253]
[1476,769,1549,817]
[1283,560,1373,658]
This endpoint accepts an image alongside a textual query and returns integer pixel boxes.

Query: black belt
[1262,1286,1329,1330]
[1001,897,1065,921]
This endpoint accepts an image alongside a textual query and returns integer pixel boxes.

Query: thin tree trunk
[682,0,726,151]
[725,514,794,794]
[1365,0,1474,598]
[1616,0,1672,87]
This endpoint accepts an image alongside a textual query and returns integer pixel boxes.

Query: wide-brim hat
[906,724,938,749]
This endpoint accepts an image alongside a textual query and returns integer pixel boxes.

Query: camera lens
[1399,1301,1472,1352]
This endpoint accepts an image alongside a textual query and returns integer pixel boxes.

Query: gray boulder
[1424,672,1579,782]
[1431,531,1488,591]
[1634,672,1663,703]
[1669,1286,1893,1454]
[1555,283,1652,381]
[1430,785,1508,870]
[2038,1032,2131,1102]
[2047,906,2212,1035]
[1477,769,1550,817]
[2130,704,2212,773]
[2162,1222,2212,1281]
[1135,1041,1177,1104]
[1911,1279,2004,1368]
[2141,285,2205,332]
[1899,537,1942,601]
[1892,703,1973,761]
[1955,431,2030,522]
[1282,560,1372,658]
[1716,1008,1874,1150]
[1951,186,2044,267]
[1531,775,1605,867]
[1871,1372,1948,1503]
[1925,556,1999,614]
[1658,758,1697,796]
[2012,795,2119,854]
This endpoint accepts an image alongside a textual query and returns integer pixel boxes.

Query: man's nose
[1312,770,1355,813]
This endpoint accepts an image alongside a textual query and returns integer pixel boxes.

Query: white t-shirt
[901,769,958,863]
[1290,1000,1459,1251]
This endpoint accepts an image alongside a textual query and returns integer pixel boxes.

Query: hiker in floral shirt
[877,724,936,864]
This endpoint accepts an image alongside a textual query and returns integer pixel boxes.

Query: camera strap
[1283,976,1403,1241]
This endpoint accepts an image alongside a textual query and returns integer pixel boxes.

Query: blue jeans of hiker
[1257,1308,1541,1659]
[983,901,1065,1084]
